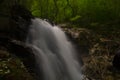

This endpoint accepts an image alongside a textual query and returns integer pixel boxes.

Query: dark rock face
[9,4,34,42]
[10,4,34,22]
[113,50,120,70]
[0,4,39,79]
[0,3,36,71]
[0,4,34,42]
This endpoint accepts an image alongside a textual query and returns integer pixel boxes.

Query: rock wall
[0,3,34,41]
[0,3,37,80]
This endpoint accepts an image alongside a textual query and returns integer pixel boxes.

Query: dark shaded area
[0,0,4,3]
[113,50,120,70]
[11,4,34,22]
[0,4,41,80]
[0,3,34,41]
[0,36,44,80]
[9,4,34,42]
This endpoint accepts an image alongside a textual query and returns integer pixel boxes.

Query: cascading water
[26,18,83,80]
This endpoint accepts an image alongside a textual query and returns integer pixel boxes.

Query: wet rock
[60,28,94,66]
[61,28,91,59]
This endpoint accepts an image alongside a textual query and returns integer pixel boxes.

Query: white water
[26,18,83,80]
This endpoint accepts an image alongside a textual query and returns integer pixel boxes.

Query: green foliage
[70,15,81,22]
[1,0,120,25]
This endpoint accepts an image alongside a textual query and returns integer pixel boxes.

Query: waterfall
[26,18,83,80]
